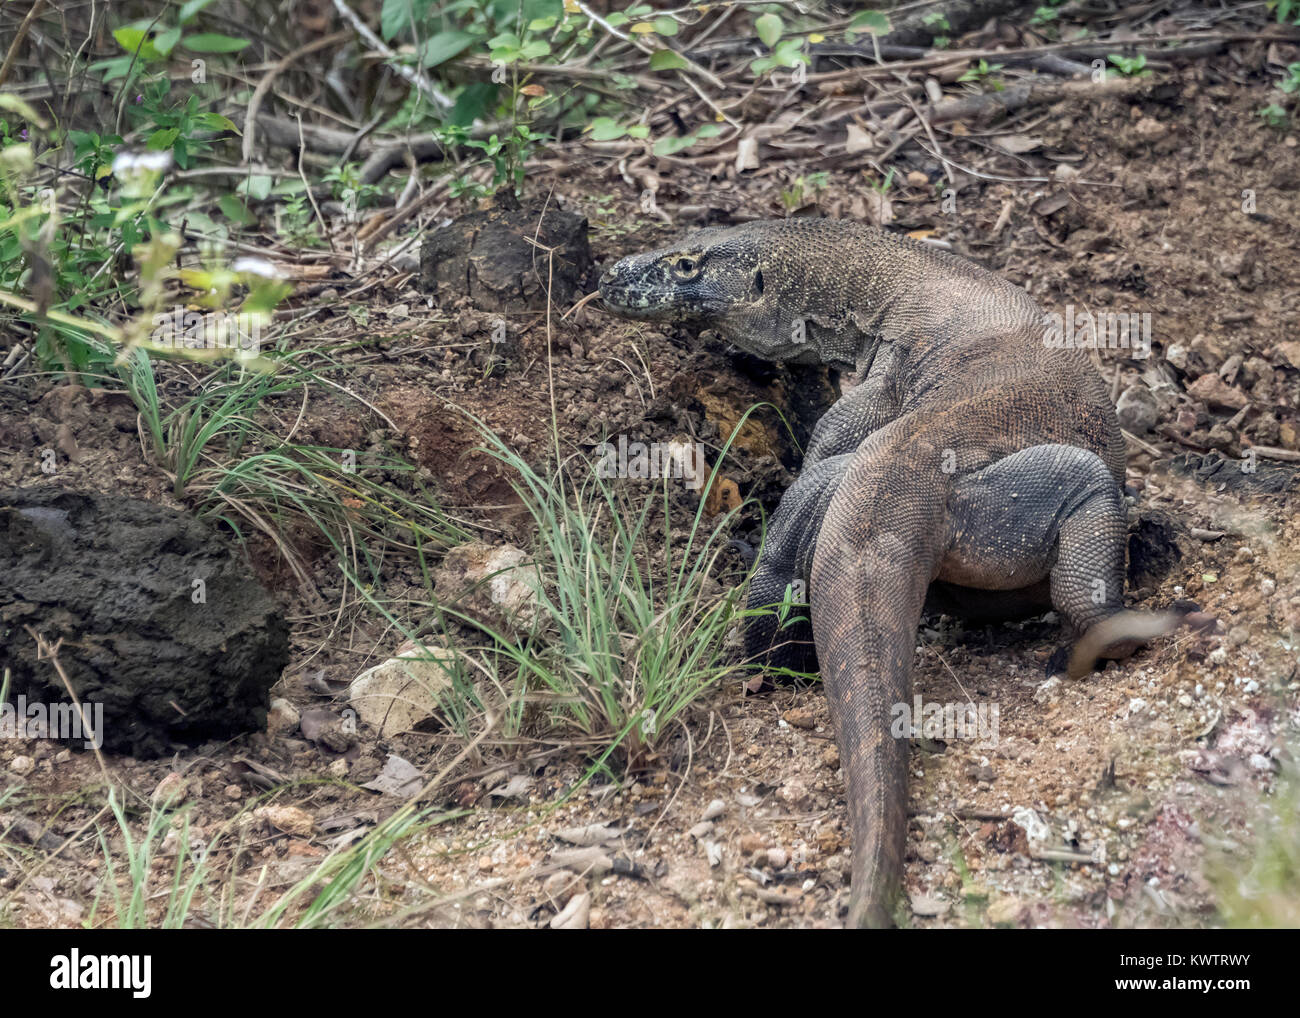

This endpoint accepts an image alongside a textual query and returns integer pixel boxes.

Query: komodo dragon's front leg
[744,346,907,674]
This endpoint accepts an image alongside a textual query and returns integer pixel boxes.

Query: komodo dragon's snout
[599,227,766,323]
[601,217,1175,928]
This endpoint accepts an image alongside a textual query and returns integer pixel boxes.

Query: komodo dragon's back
[601,219,1164,927]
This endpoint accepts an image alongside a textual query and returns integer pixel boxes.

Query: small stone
[821,745,840,769]
[1186,372,1247,411]
[781,707,817,730]
[328,758,350,777]
[224,783,243,800]
[1116,384,1159,433]
[151,772,189,807]
[910,892,950,917]
[9,755,34,776]
[739,833,768,855]
[267,698,300,734]
[986,894,1024,925]
[778,780,809,808]
[767,847,789,869]
[255,805,314,838]
[701,798,726,821]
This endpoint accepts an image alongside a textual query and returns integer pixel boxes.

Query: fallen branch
[242,30,350,165]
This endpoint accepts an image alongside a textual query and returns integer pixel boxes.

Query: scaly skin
[600,219,1158,927]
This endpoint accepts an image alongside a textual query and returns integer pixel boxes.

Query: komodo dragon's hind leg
[744,453,851,679]
[945,444,1162,675]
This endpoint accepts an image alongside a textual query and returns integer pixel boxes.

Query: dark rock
[0,488,288,757]
[420,190,593,312]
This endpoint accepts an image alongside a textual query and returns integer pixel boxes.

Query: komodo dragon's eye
[670,256,699,278]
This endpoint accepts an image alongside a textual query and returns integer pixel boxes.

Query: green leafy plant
[958,59,1005,90]
[1259,104,1289,130]
[922,11,951,48]
[1030,0,1069,26]
[750,13,809,76]
[1270,0,1300,27]
[780,171,830,211]
[1107,53,1150,77]
[651,122,722,158]
[1277,62,1300,94]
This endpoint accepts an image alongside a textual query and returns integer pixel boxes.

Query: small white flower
[112,150,173,175]
[232,256,282,279]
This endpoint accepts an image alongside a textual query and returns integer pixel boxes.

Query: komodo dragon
[598,218,1170,928]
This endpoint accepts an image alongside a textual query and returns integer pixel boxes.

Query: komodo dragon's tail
[809,446,948,929]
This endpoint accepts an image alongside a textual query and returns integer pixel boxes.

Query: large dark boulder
[0,488,288,757]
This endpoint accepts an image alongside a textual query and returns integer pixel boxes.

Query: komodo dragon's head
[598,219,878,369]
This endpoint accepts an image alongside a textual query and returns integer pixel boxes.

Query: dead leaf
[735,136,760,172]
[555,822,623,846]
[844,124,873,154]
[360,754,423,797]
[991,134,1043,154]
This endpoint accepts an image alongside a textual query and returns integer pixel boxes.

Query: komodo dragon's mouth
[597,262,674,320]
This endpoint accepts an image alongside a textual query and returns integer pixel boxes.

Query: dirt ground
[2,52,1298,928]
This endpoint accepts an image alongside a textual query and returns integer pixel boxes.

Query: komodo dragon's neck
[789,227,1047,377]
[598,218,1046,379]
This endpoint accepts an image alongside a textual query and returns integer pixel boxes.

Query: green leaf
[381,0,411,41]
[528,15,558,31]
[112,27,162,62]
[147,127,179,150]
[419,30,479,68]
[588,117,627,141]
[519,39,551,60]
[449,82,499,127]
[179,0,218,25]
[653,16,678,36]
[154,26,182,56]
[848,10,892,35]
[649,49,687,71]
[696,123,722,138]
[182,33,251,53]
[652,134,696,157]
[755,13,783,48]
[218,194,257,225]
[771,37,808,68]
[194,112,241,133]
[488,32,520,49]
[626,125,649,139]
[240,174,273,201]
